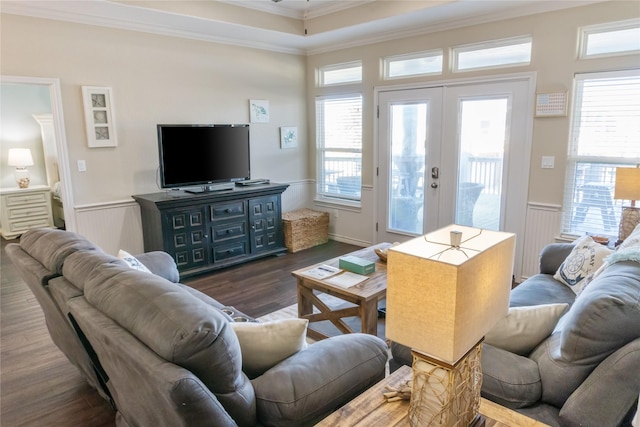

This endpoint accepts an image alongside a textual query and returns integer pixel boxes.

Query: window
[316,94,363,203]
[383,50,443,79]
[562,70,640,238]
[453,36,532,72]
[580,20,640,59]
[319,61,362,86]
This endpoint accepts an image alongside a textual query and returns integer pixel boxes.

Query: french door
[376,77,533,275]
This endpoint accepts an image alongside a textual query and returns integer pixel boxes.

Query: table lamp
[614,166,640,243]
[7,148,34,188]
[386,224,516,426]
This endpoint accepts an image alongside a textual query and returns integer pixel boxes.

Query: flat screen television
[157,124,250,192]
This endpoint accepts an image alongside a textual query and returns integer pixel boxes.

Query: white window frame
[383,49,443,80]
[315,93,363,206]
[452,36,532,73]
[318,61,362,87]
[561,69,640,239]
[579,19,640,59]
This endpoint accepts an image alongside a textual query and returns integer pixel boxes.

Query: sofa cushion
[533,260,640,407]
[509,274,576,308]
[19,228,99,275]
[553,236,612,294]
[484,303,568,355]
[559,260,640,363]
[231,319,309,379]
[81,260,257,427]
[481,343,542,409]
[63,250,128,292]
[252,334,387,426]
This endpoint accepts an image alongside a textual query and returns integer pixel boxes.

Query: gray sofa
[391,241,640,427]
[7,228,388,426]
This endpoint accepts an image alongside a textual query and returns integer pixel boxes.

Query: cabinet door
[248,195,281,254]
[163,207,209,271]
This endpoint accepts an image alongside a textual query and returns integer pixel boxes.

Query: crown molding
[2,0,605,56]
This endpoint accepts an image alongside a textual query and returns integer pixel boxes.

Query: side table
[316,365,549,427]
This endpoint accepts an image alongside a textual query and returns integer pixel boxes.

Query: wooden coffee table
[316,365,550,427]
[291,242,391,341]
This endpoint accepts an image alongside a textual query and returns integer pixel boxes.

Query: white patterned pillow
[618,223,640,250]
[553,236,612,294]
[118,249,152,273]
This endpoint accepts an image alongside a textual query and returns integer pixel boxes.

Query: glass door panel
[389,103,427,234]
[377,88,442,243]
[456,97,508,230]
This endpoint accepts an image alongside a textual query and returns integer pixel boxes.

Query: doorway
[376,75,534,277]
[1,76,75,233]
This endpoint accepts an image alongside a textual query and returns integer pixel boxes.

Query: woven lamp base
[408,342,483,427]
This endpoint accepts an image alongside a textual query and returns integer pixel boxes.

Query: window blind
[316,94,363,201]
[562,70,640,238]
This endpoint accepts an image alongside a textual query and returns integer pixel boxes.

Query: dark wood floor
[0,237,359,426]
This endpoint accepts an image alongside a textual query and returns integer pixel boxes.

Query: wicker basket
[282,209,329,253]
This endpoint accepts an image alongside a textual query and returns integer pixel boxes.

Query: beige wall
[1,14,308,206]
[307,1,640,208]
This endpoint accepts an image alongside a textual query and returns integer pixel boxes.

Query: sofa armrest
[134,251,180,283]
[481,343,542,409]
[252,333,387,427]
[559,338,640,427]
[539,243,575,275]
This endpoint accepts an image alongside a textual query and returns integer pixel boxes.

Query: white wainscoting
[75,200,144,255]
[520,202,562,280]
[281,180,314,213]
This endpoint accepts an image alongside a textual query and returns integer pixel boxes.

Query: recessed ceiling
[2,0,603,55]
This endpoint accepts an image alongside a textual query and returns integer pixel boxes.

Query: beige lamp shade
[7,148,34,167]
[386,224,516,365]
[614,167,640,201]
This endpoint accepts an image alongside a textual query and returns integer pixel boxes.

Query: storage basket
[282,209,329,253]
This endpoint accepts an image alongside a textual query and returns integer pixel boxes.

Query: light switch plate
[541,156,555,169]
[77,160,87,172]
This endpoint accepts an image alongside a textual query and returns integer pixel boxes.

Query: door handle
[431,167,439,179]
[430,182,438,189]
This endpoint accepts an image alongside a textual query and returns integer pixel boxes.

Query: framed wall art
[249,99,270,123]
[280,126,298,149]
[82,86,118,147]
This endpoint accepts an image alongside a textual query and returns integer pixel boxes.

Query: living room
[1,0,638,281]
[1,1,639,426]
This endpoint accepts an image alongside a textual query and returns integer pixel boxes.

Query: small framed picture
[250,99,270,123]
[82,86,117,147]
[280,126,298,149]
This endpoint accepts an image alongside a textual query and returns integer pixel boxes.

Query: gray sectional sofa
[7,228,389,426]
[392,238,640,427]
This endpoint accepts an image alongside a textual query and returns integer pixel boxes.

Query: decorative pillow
[553,236,612,294]
[117,249,152,273]
[484,303,568,355]
[231,318,309,378]
[618,222,640,250]
[604,246,640,265]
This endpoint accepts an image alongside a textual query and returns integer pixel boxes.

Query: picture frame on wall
[280,126,298,149]
[249,99,270,123]
[82,86,118,147]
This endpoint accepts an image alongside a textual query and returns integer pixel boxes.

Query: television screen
[158,124,250,189]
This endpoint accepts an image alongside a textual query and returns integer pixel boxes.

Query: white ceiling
[2,0,603,55]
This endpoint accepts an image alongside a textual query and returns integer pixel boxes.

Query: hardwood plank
[0,237,359,426]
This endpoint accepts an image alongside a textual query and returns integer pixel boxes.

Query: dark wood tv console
[133,183,289,278]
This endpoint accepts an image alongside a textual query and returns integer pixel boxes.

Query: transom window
[579,20,640,59]
[383,50,443,79]
[318,61,362,87]
[452,36,532,72]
